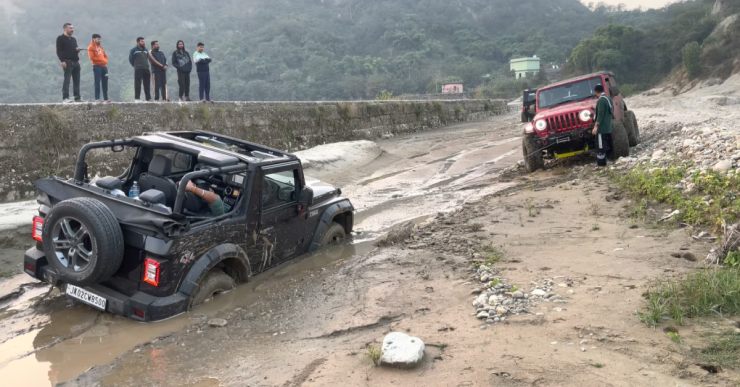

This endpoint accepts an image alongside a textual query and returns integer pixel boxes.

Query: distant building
[510,56,541,79]
[441,83,464,94]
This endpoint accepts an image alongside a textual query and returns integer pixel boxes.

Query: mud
[0,116,522,386]
[1,110,737,386]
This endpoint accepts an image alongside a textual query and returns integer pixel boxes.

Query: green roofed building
[510,56,541,79]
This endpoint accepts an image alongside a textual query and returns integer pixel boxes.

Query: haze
[583,0,677,9]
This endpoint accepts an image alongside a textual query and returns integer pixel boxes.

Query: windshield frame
[537,77,603,110]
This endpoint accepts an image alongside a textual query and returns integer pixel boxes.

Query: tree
[682,41,702,79]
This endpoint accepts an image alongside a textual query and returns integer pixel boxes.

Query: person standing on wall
[591,84,614,167]
[56,22,82,103]
[129,37,151,102]
[149,40,168,101]
[87,33,110,103]
[171,40,192,101]
[193,42,212,102]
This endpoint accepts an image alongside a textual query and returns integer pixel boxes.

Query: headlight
[579,109,592,122]
[535,119,547,131]
[524,123,534,134]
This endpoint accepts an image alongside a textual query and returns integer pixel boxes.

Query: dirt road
[1,109,737,386]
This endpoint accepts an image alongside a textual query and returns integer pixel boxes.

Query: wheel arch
[179,243,251,299]
[308,200,354,252]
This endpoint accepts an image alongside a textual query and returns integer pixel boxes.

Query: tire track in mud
[0,116,525,386]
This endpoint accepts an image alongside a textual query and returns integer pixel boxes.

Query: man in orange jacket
[87,34,110,102]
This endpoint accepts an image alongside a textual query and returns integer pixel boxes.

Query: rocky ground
[1,76,739,386]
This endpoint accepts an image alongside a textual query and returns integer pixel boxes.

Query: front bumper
[23,247,188,322]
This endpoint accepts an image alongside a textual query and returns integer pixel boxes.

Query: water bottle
[128,181,140,198]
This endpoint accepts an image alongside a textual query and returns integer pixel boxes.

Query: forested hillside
[568,0,738,93]
[0,0,733,103]
[0,0,600,102]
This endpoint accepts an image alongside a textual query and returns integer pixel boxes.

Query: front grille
[546,112,583,132]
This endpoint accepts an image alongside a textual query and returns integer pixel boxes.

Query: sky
[581,0,678,10]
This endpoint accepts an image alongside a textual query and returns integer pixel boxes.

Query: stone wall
[0,99,508,202]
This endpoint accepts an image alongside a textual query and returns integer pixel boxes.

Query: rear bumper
[23,247,188,322]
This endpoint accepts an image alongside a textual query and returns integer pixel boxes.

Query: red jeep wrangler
[521,71,640,172]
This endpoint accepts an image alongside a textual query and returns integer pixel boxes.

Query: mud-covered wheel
[320,222,346,246]
[522,136,544,172]
[624,110,640,146]
[41,197,124,285]
[191,269,236,306]
[610,121,630,160]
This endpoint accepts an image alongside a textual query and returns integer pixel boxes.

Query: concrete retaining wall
[0,99,508,202]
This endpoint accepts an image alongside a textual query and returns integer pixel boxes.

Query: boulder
[712,159,733,172]
[380,332,425,368]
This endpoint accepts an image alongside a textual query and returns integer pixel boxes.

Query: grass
[525,198,540,217]
[367,344,381,366]
[613,165,740,231]
[692,331,740,369]
[480,244,504,266]
[666,331,682,344]
[725,251,740,268]
[589,362,605,368]
[466,223,484,232]
[638,267,740,327]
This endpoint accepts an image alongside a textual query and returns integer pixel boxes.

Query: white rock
[380,332,425,368]
[488,294,501,305]
[531,289,548,297]
[682,139,696,147]
[476,310,489,319]
[651,149,665,160]
[473,293,488,307]
[208,318,228,328]
[712,159,733,172]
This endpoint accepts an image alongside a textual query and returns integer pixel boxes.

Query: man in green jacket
[591,84,613,167]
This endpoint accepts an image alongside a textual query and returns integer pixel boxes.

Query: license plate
[556,136,571,144]
[66,284,107,311]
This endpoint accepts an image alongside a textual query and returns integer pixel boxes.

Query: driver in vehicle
[184,180,225,216]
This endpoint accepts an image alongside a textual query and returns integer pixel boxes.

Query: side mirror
[298,187,314,206]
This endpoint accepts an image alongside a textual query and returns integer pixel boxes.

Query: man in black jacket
[129,37,151,102]
[56,23,82,102]
[193,42,212,102]
[149,41,168,101]
[171,40,192,101]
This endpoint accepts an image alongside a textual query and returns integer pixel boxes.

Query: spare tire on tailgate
[42,197,124,285]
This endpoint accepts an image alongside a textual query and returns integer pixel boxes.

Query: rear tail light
[32,216,44,242]
[142,258,161,287]
[132,307,146,319]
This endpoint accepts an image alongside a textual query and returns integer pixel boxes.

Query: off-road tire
[625,110,640,146]
[522,136,544,172]
[41,197,124,285]
[610,121,630,160]
[320,222,346,246]
[191,269,236,306]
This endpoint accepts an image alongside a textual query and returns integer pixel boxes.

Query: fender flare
[308,200,354,252]
[178,243,251,299]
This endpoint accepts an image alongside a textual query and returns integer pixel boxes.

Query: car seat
[139,155,178,207]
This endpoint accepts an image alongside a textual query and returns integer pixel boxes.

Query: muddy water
[0,117,522,386]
